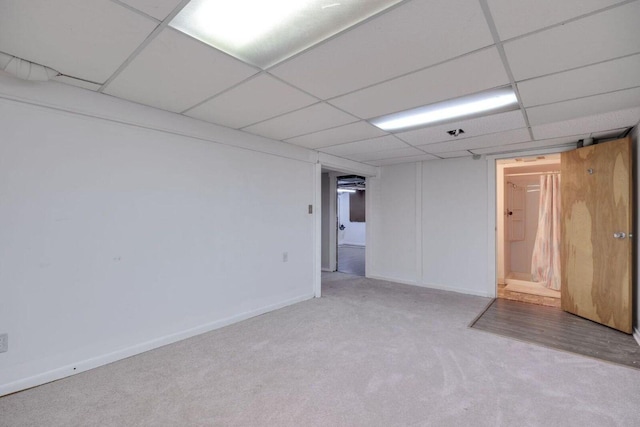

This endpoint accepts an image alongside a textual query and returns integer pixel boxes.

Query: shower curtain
[531,174,561,290]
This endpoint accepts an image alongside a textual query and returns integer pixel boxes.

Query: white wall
[0,78,318,395]
[422,157,489,296]
[321,173,331,269]
[368,164,418,284]
[509,176,540,274]
[337,192,366,246]
[369,158,489,296]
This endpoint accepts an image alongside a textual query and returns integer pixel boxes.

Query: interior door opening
[336,175,366,276]
[496,154,562,308]
[495,137,633,334]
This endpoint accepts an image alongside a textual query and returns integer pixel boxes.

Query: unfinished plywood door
[561,137,632,333]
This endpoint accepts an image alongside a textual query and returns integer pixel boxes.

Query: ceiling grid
[97,0,193,93]
[0,0,637,165]
[478,0,534,141]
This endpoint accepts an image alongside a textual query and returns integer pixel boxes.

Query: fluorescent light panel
[370,88,520,132]
[170,0,403,69]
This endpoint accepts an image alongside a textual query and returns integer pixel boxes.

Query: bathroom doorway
[496,154,561,307]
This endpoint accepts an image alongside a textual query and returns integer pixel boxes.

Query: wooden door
[561,137,632,333]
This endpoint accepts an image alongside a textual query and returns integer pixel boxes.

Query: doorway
[496,154,561,307]
[336,175,366,276]
[490,136,633,335]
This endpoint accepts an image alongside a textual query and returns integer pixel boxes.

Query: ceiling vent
[447,129,465,137]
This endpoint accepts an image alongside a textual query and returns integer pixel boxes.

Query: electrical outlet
[282,252,288,262]
[0,333,7,353]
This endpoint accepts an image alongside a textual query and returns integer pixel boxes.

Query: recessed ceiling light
[370,87,519,132]
[170,0,403,69]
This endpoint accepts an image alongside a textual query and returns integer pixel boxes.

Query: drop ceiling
[0,0,638,166]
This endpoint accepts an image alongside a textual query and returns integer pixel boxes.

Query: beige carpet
[1,273,639,426]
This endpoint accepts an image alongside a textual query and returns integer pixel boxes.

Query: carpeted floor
[1,273,639,426]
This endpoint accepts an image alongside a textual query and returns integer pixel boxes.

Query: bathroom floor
[498,283,561,308]
[472,298,640,370]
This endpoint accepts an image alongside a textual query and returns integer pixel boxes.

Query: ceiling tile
[419,128,531,153]
[117,0,183,20]
[319,135,407,157]
[504,2,640,81]
[471,135,587,154]
[185,74,317,129]
[270,0,493,99]
[0,0,156,82]
[488,0,627,40]
[105,29,258,113]
[527,87,640,126]
[242,103,357,140]
[367,154,439,166]
[518,54,640,107]
[329,48,510,119]
[349,146,426,162]
[285,122,387,149]
[437,151,474,159]
[396,110,526,146]
[532,107,640,140]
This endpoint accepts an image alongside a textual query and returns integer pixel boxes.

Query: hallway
[337,244,365,276]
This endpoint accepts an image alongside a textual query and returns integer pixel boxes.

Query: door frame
[321,171,339,273]
[314,160,376,298]
[336,175,367,274]
[486,146,575,298]
[496,155,562,290]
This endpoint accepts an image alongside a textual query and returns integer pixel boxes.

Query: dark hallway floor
[337,244,365,276]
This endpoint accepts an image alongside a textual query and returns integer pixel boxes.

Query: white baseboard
[368,274,491,298]
[321,268,334,272]
[633,327,640,347]
[418,282,492,298]
[366,274,417,287]
[0,293,314,397]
